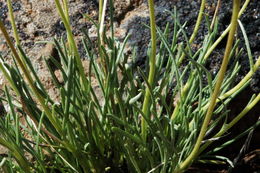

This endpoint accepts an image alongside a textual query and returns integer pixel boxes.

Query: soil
[0,0,259,172]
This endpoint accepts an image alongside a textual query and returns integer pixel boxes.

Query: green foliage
[0,0,259,172]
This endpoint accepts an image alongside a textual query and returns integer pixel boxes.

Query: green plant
[174,0,241,171]
[0,0,259,172]
[141,0,157,141]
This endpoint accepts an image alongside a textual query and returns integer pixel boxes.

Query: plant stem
[7,0,28,67]
[99,0,104,23]
[141,0,156,141]
[218,94,260,136]
[98,0,108,76]
[7,0,20,45]
[202,56,260,111]
[210,0,221,30]
[203,0,250,61]
[189,0,206,44]
[62,0,70,21]
[99,0,108,46]
[174,0,241,172]
[199,93,260,155]
[54,0,89,91]
[177,0,205,65]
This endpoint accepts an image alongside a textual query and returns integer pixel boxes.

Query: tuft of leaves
[0,0,259,172]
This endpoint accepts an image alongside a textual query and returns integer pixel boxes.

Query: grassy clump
[0,0,259,172]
